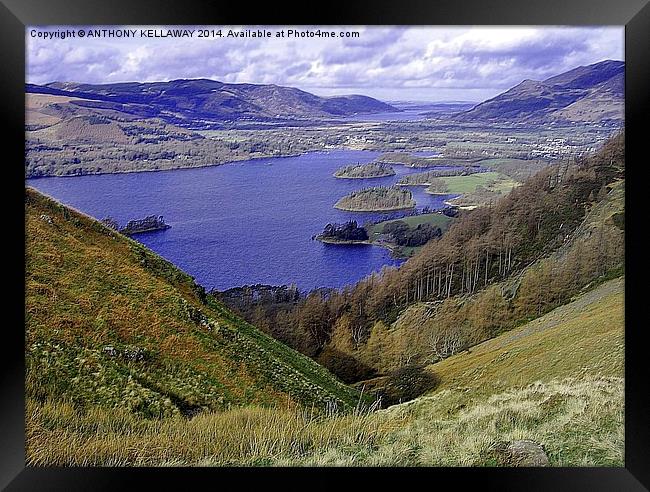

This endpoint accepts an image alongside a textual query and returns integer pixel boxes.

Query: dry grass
[26,399,390,466]
[26,375,622,467]
[375,375,623,467]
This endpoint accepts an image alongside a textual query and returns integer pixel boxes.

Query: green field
[367,213,453,237]
[366,213,454,257]
[477,158,551,182]
[478,158,532,167]
[429,171,519,194]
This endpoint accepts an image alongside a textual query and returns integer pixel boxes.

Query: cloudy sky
[26,26,623,102]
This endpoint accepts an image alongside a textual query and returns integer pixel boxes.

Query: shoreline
[444,199,479,210]
[396,182,430,187]
[24,151,308,180]
[333,173,395,179]
[315,236,373,246]
[122,225,171,236]
[315,235,404,258]
[333,204,415,212]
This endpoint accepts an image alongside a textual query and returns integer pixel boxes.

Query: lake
[26,150,459,292]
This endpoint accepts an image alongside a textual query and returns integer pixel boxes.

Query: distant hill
[25,188,365,417]
[452,60,624,125]
[26,79,397,127]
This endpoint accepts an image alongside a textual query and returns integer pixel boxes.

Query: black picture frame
[2,0,648,489]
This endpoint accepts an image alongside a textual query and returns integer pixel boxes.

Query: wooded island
[334,186,416,212]
[334,162,396,179]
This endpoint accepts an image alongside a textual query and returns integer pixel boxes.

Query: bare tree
[426,328,464,363]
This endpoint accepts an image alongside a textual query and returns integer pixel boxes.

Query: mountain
[25,79,397,127]
[452,60,624,125]
[25,187,366,418]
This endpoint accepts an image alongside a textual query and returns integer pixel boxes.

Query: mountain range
[26,59,624,128]
[25,79,397,127]
[452,60,624,124]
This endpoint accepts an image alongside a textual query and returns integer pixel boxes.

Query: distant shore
[333,203,415,212]
[333,172,395,179]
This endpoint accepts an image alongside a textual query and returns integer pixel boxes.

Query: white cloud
[26,25,624,101]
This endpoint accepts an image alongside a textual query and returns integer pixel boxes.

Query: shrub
[383,364,440,405]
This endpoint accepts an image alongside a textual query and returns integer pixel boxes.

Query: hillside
[24,91,301,177]
[453,60,624,125]
[425,275,623,397]
[27,275,624,466]
[25,187,364,422]
[371,275,624,466]
[26,79,397,127]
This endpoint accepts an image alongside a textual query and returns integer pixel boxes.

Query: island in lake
[315,212,454,257]
[102,215,171,236]
[334,186,415,212]
[315,220,370,244]
[334,162,396,179]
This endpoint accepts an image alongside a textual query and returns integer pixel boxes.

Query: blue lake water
[342,109,431,122]
[26,150,458,291]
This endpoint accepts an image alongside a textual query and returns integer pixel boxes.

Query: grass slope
[27,276,623,465]
[427,275,623,397]
[370,275,624,466]
[25,187,364,420]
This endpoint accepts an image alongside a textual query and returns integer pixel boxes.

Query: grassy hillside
[306,275,623,466]
[370,275,624,466]
[427,275,623,397]
[27,276,623,466]
[25,187,365,422]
